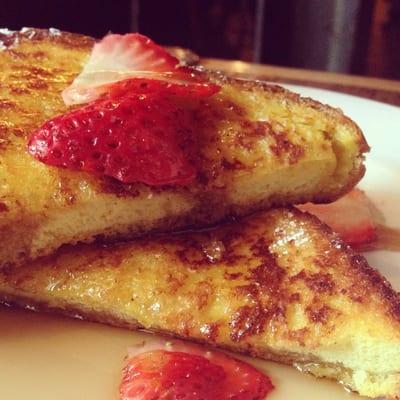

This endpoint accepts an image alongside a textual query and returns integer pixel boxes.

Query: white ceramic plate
[0,85,399,400]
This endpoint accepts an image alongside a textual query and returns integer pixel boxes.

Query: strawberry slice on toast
[62,33,218,105]
[28,92,197,185]
[30,34,221,186]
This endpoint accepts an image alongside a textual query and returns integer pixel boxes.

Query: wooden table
[202,58,400,107]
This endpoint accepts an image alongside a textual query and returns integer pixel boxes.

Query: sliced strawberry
[298,189,377,246]
[120,350,226,399]
[94,33,179,72]
[62,33,218,105]
[28,92,196,186]
[104,77,220,100]
[120,341,274,400]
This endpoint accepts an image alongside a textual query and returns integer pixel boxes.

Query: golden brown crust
[0,27,368,198]
[206,71,368,203]
[302,211,400,322]
[214,70,368,146]
[209,70,369,148]
[2,208,398,324]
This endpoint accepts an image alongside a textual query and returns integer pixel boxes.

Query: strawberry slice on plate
[28,92,196,186]
[298,189,377,246]
[120,341,274,400]
[63,33,219,105]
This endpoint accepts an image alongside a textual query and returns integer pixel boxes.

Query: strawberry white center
[62,33,183,106]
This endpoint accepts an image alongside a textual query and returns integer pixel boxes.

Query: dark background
[1,0,399,79]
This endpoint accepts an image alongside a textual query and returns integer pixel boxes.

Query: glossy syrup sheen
[0,306,364,400]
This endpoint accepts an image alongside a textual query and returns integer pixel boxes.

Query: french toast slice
[0,28,368,266]
[0,208,399,398]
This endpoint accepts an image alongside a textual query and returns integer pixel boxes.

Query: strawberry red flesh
[62,33,219,106]
[104,77,220,100]
[100,33,180,72]
[28,93,196,186]
[31,32,222,185]
[120,349,274,400]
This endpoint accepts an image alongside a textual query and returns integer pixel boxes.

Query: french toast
[0,28,368,266]
[0,208,399,399]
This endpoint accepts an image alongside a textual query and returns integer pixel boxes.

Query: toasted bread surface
[0,207,398,398]
[0,28,368,266]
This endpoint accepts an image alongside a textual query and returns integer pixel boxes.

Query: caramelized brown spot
[25,66,53,78]
[229,240,287,342]
[290,271,335,295]
[175,238,214,269]
[199,323,219,342]
[195,281,212,310]
[230,304,285,342]
[230,305,269,342]
[237,121,271,150]
[305,273,335,294]
[288,327,310,346]
[289,293,301,302]
[11,127,26,138]
[235,283,259,299]
[306,305,332,324]
[165,272,186,293]
[7,50,27,60]
[9,86,30,95]
[27,80,49,90]
[224,271,242,280]
[270,131,304,164]
[31,50,47,59]
[251,262,285,292]
[0,99,16,109]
